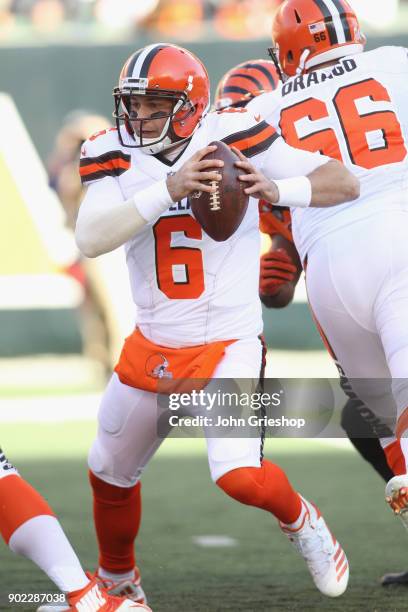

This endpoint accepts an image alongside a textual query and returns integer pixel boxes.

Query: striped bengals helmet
[271,0,366,77]
[214,60,280,111]
[113,43,210,154]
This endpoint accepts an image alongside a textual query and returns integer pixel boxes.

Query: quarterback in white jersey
[73,43,358,605]
[249,0,408,527]
[77,82,354,348]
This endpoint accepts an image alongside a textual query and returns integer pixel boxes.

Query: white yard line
[192,535,239,548]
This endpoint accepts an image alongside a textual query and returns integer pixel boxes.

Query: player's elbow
[312,160,360,207]
[343,172,360,202]
[75,226,101,258]
[331,160,360,202]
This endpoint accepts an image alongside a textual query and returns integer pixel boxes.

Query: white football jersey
[249,46,408,261]
[79,108,326,347]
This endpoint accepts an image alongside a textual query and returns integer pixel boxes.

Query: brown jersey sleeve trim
[79,150,131,183]
[222,121,278,157]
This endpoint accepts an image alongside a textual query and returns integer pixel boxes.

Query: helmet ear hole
[294,9,301,23]
[287,50,294,63]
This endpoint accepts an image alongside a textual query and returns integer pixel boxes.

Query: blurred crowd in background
[0,0,407,43]
[0,0,282,41]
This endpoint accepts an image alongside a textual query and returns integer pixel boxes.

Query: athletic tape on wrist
[133,179,174,222]
[274,176,312,208]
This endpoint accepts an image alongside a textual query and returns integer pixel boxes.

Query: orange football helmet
[214,60,280,111]
[270,0,366,77]
[113,43,210,154]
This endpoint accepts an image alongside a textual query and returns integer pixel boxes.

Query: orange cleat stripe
[337,562,348,582]
[334,544,342,562]
[336,551,346,572]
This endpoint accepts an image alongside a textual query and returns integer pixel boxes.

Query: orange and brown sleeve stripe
[79,150,131,184]
[259,203,294,243]
[222,121,278,157]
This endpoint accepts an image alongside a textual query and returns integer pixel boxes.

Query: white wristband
[274,176,312,208]
[133,179,174,222]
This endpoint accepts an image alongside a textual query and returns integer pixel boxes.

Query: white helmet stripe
[319,0,346,44]
[130,43,168,80]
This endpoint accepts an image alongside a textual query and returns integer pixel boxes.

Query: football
[188,140,249,241]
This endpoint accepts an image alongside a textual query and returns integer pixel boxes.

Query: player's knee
[88,439,141,488]
[216,466,265,507]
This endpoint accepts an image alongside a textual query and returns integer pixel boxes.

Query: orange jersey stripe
[230,123,277,152]
[222,120,279,157]
[80,157,130,177]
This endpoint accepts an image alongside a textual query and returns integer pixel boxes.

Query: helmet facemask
[267,45,287,83]
[113,83,195,155]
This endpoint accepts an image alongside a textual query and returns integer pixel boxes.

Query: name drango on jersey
[282,58,357,97]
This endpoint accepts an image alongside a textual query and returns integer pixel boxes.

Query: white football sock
[9,515,89,593]
[282,497,307,530]
[98,567,135,582]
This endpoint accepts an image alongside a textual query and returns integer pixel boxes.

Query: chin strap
[296,49,311,76]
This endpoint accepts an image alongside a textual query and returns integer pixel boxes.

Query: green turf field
[1,422,408,612]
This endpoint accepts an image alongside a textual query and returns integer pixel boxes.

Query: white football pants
[88,337,264,486]
[305,210,408,466]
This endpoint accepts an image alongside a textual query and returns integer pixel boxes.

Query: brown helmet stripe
[331,0,353,41]
[123,49,144,79]
[312,0,338,45]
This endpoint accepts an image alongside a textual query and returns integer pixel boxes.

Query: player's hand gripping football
[166,145,223,202]
[232,147,279,202]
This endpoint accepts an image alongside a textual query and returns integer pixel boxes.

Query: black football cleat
[381,571,408,586]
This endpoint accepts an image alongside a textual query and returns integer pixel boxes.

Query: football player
[216,58,397,480]
[248,0,408,548]
[218,55,408,586]
[71,43,359,606]
[0,449,150,611]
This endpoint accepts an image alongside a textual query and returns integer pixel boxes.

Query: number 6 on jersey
[153,215,205,299]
